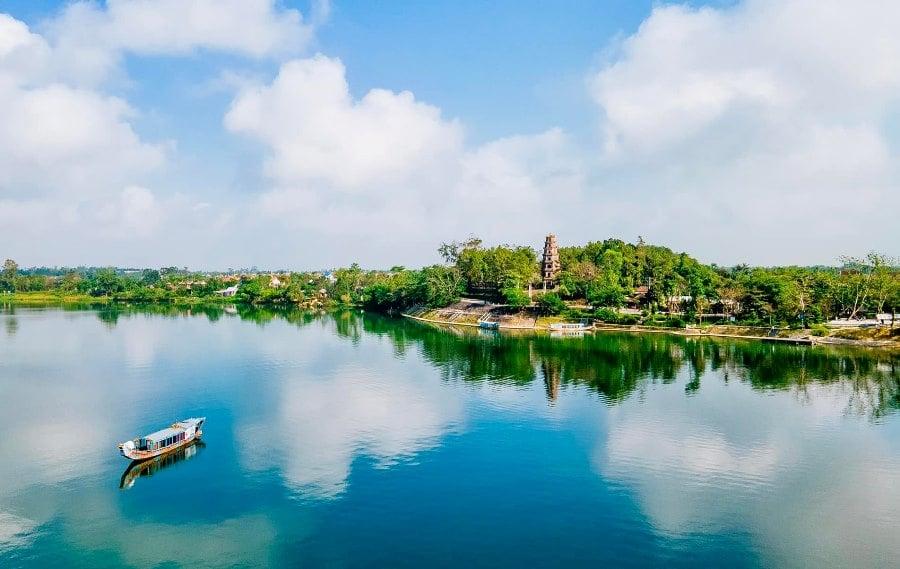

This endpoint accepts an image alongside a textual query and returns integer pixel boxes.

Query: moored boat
[549,322,589,331]
[118,417,205,461]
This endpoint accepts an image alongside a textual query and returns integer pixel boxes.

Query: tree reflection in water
[91,305,899,421]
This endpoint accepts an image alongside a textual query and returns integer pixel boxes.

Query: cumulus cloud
[225,55,586,266]
[589,0,900,263]
[226,55,464,189]
[0,3,299,263]
[3,0,898,268]
[0,83,165,198]
[42,0,316,85]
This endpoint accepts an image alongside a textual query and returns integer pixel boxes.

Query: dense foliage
[3,236,898,326]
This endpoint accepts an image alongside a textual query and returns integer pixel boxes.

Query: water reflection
[85,304,896,418]
[0,305,897,567]
[239,346,464,499]
[357,316,899,421]
[120,441,205,489]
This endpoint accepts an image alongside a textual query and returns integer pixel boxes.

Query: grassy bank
[0,291,106,305]
[1,290,337,310]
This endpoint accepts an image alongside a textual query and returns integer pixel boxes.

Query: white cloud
[0,10,253,262]
[95,186,164,237]
[42,0,315,85]
[0,14,51,86]
[225,55,586,266]
[0,83,165,198]
[589,0,900,263]
[3,0,898,268]
[226,55,464,190]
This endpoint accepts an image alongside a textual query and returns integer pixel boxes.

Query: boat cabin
[133,423,196,451]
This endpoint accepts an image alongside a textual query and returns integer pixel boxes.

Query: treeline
[355,237,899,326]
[0,260,336,307]
[3,236,899,326]
[0,258,464,310]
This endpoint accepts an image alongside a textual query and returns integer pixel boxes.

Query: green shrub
[666,317,686,328]
[594,307,619,323]
[810,324,829,337]
[537,292,566,315]
[563,307,589,320]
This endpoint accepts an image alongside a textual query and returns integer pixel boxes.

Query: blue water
[0,306,897,568]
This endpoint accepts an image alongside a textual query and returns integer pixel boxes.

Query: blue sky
[0,1,896,269]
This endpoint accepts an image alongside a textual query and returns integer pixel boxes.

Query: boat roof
[142,418,203,442]
[144,427,182,442]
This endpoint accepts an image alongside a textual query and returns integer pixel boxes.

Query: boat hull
[118,417,206,461]
[120,430,202,461]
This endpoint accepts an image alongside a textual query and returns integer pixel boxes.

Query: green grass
[1,291,106,304]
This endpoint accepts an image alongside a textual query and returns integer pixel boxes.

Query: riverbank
[0,292,106,305]
[0,291,333,310]
[403,301,900,351]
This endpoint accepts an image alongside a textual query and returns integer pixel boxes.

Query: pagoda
[541,234,560,290]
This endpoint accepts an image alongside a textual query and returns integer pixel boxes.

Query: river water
[0,305,897,568]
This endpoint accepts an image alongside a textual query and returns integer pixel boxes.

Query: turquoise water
[0,305,898,568]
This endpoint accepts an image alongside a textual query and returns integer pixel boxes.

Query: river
[0,305,897,568]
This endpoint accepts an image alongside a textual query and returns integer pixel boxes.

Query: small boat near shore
[549,322,589,331]
[118,417,205,461]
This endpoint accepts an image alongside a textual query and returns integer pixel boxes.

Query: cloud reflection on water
[0,306,897,567]
[240,358,465,499]
[598,371,900,567]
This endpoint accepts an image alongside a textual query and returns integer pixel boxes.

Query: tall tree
[3,259,17,280]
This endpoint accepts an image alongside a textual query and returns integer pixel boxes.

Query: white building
[216,285,239,297]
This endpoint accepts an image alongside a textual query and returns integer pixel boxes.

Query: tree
[84,269,125,297]
[837,253,888,319]
[537,292,566,315]
[501,277,531,309]
[417,265,464,307]
[439,236,482,265]
[238,279,264,304]
[141,269,161,285]
[3,259,17,280]
[586,280,625,308]
[869,255,898,314]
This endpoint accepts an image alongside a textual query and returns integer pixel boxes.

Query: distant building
[627,285,650,308]
[541,234,560,290]
[215,285,239,297]
[877,313,897,326]
[269,275,283,288]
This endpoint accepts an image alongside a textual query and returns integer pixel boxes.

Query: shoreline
[3,294,896,351]
[403,312,899,351]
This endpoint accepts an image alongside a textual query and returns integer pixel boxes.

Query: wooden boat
[549,322,589,331]
[118,417,205,461]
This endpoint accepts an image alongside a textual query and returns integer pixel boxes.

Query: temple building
[541,234,560,290]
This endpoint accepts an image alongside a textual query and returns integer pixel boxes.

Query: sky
[0,0,897,270]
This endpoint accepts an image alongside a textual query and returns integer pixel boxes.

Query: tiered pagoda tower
[541,234,560,290]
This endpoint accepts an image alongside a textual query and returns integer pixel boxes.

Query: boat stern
[194,417,205,437]
[119,440,137,460]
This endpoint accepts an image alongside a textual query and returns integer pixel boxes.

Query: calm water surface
[0,305,898,568]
